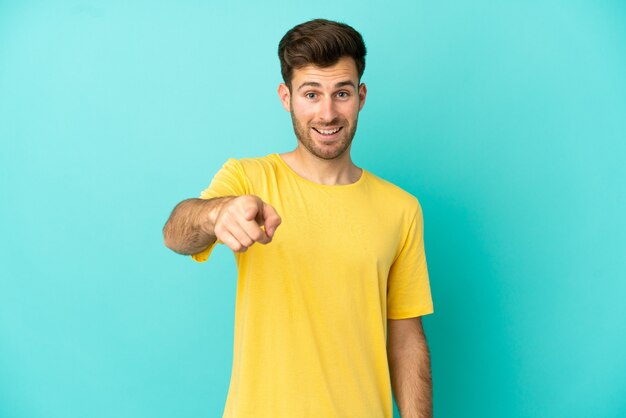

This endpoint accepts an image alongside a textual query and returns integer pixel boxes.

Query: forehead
[291,56,359,89]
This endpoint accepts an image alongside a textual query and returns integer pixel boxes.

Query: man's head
[278,18,366,91]
[277,19,368,160]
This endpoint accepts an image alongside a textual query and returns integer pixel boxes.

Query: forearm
[162,197,234,255]
[387,331,433,418]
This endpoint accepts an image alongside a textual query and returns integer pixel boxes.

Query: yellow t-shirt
[193,153,433,418]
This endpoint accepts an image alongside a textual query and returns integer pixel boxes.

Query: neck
[281,146,362,186]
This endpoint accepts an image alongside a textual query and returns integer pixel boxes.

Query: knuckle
[216,221,230,236]
[240,194,255,204]
[215,225,227,238]
[221,209,233,221]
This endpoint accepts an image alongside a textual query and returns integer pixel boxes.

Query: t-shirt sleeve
[387,202,434,319]
[191,158,250,263]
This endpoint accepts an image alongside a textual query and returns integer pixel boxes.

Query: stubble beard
[289,107,358,161]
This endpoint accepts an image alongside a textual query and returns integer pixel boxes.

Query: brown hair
[278,19,367,89]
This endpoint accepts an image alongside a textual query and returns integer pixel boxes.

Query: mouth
[312,126,343,140]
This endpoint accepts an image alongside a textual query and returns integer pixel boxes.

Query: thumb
[244,203,259,221]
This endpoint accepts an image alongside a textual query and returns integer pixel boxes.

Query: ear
[277,83,291,112]
[358,83,367,111]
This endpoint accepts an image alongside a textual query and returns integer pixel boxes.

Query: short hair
[278,18,367,89]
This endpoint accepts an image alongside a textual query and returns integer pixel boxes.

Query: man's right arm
[163,195,281,255]
[163,197,235,255]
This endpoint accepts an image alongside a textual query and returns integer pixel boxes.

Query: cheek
[291,103,316,122]
[338,104,359,120]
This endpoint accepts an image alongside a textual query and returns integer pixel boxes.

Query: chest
[267,189,402,275]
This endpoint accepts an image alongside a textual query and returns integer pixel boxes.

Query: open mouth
[312,127,343,137]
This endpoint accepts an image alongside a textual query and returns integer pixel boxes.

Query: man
[163,18,434,418]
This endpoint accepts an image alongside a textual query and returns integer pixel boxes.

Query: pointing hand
[213,195,282,252]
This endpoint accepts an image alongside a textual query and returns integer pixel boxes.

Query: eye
[305,92,317,99]
[337,91,350,98]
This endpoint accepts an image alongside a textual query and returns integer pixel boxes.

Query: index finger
[262,203,282,238]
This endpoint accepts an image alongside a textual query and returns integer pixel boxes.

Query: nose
[318,96,338,123]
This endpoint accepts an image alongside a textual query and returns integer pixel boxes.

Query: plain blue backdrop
[1,1,625,417]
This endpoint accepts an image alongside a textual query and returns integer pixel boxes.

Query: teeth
[316,127,341,135]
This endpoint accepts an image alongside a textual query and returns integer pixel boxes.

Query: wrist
[203,197,234,235]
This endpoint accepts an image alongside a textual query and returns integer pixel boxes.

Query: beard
[289,107,358,160]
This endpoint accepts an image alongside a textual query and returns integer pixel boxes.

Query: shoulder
[235,153,280,170]
[365,170,423,215]
[224,153,280,177]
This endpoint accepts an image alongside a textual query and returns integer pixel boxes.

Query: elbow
[162,223,182,254]
[163,228,194,255]
[163,236,190,255]
[163,235,176,252]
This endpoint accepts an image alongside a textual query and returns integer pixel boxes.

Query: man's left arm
[387,316,433,418]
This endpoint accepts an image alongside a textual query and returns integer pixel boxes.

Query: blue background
[1,1,625,417]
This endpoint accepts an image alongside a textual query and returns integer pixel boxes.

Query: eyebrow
[297,80,357,92]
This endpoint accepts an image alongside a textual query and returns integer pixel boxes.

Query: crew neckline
[273,153,367,189]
